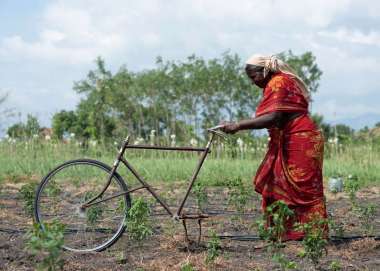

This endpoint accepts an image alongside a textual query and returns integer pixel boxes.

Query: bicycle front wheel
[34,159,131,252]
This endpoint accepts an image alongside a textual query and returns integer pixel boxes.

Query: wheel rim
[35,160,129,252]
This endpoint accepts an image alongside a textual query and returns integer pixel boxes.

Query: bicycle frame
[81,128,225,221]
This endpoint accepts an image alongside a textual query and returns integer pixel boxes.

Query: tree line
[6,50,360,143]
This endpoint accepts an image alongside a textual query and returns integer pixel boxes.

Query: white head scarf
[246,54,311,102]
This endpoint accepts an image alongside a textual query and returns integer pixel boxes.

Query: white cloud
[0,0,355,64]
[0,0,379,130]
[318,28,380,46]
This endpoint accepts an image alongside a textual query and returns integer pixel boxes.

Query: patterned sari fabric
[254,72,328,240]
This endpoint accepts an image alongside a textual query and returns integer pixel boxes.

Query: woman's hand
[219,121,240,134]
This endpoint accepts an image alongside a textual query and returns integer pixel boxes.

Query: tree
[278,50,323,95]
[0,92,14,133]
[7,123,25,139]
[6,114,40,139]
[52,110,78,139]
[311,113,332,139]
[25,114,40,137]
[59,50,323,142]
[73,57,117,142]
[335,124,354,137]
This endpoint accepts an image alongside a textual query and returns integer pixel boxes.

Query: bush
[193,182,208,210]
[205,229,222,264]
[84,191,104,224]
[226,177,251,213]
[357,203,376,236]
[256,201,297,270]
[296,217,328,269]
[25,220,65,271]
[180,262,195,271]
[19,182,38,216]
[126,197,153,241]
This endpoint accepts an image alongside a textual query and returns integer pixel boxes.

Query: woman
[221,54,327,240]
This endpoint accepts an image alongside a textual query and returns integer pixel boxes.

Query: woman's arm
[237,112,285,130]
[221,112,302,133]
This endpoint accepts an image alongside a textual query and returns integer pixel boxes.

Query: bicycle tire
[34,159,131,252]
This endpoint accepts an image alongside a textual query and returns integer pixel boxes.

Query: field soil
[1,178,379,271]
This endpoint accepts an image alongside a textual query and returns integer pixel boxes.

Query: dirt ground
[0,179,379,271]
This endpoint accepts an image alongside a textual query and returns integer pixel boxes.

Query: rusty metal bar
[81,186,146,208]
[120,157,173,216]
[175,133,215,218]
[125,144,208,152]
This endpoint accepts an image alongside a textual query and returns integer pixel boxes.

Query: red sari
[254,72,328,240]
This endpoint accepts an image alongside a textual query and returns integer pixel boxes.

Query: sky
[1,0,379,134]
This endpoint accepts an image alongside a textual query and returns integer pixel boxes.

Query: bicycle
[33,125,228,252]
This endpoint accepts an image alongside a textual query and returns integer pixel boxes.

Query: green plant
[344,177,360,209]
[115,250,127,264]
[126,197,153,241]
[19,182,38,216]
[193,182,208,210]
[84,191,103,224]
[344,174,376,236]
[206,229,221,264]
[45,180,61,197]
[357,203,376,236]
[296,217,328,269]
[256,201,296,270]
[257,200,294,245]
[0,178,3,195]
[180,262,195,271]
[5,171,22,183]
[227,177,251,213]
[272,253,297,270]
[328,219,345,238]
[329,260,342,271]
[25,220,65,271]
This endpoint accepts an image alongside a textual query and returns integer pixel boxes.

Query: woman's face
[245,65,267,88]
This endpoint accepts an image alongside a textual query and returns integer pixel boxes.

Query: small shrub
[193,182,208,210]
[328,220,345,238]
[5,171,22,183]
[115,250,127,264]
[272,253,297,270]
[84,192,103,224]
[256,201,296,270]
[344,175,376,236]
[356,203,376,236]
[296,217,328,269]
[226,177,251,215]
[206,230,221,264]
[0,180,3,195]
[19,182,38,216]
[45,180,61,197]
[126,197,153,241]
[257,200,294,245]
[180,262,195,271]
[25,220,65,271]
[329,260,342,271]
[344,177,360,209]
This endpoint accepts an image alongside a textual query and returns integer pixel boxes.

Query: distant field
[1,140,379,187]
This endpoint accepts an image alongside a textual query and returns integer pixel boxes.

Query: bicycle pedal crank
[76,205,87,218]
